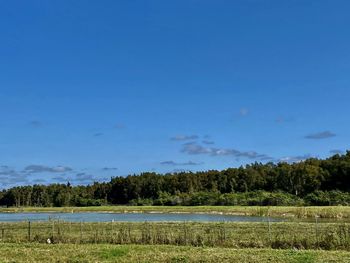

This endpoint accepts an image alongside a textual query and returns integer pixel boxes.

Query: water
[0,212,282,223]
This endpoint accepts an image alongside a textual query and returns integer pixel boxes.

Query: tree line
[1,151,349,207]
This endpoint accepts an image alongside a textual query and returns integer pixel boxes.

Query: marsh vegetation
[0,220,349,251]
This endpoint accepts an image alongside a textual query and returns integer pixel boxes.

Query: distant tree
[0,151,349,207]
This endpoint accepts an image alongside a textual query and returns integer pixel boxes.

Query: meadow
[0,243,349,263]
[1,206,350,262]
[0,221,350,250]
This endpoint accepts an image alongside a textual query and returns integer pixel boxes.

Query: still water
[0,212,281,223]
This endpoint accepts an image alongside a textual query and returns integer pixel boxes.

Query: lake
[0,212,281,223]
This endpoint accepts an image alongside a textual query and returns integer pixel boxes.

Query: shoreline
[0,205,349,219]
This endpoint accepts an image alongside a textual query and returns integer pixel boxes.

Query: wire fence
[0,219,349,250]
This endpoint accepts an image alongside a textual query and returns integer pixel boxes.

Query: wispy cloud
[181,142,212,155]
[102,167,118,171]
[170,135,199,141]
[24,165,73,174]
[0,166,29,187]
[275,116,295,124]
[172,168,192,173]
[114,123,125,129]
[0,166,19,177]
[202,140,215,145]
[52,176,67,182]
[181,142,273,161]
[77,174,110,184]
[0,165,111,189]
[52,173,108,184]
[74,172,95,182]
[279,154,312,163]
[330,149,344,155]
[160,160,203,166]
[239,108,249,116]
[28,120,43,127]
[305,131,336,139]
[32,179,46,184]
[93,132,104,137]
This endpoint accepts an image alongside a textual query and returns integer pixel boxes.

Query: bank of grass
[1,205,350,218]
[1,221,350,250]
[0,243,349,263]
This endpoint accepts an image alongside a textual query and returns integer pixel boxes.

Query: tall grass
[0,221,350,250]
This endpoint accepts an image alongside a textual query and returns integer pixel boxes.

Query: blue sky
[0,0,349,188]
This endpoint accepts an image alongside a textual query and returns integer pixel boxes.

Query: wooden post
[28,221,31,241]
[95,223,98,244]
[315,215,319,248]
[111,220,114,243]
[52,220,55,240]
[184,223,187,245]
[80,221,83,243]
[267,216,271,245]
[57,219,60,237]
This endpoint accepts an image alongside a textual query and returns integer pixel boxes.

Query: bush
[190,192,220,206]
[304,190,350,206]
[74,198,105,206]
[127,191,348,207]
[151,191,305,206]
[129,198,153,206]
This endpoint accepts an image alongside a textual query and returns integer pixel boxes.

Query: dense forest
[1,152,350,207]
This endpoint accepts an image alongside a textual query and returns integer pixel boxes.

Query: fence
[0,220,349,250]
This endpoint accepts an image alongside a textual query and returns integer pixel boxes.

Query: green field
[0,221,349,250]
[0,243,349,263]
[1,205,350,218]
[1,206,349,262]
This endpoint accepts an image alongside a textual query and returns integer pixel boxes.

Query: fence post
[111,220,114,243]
[57,219,61,237]
[1,228,4,240]
[267,216,271,246]
[52,220,55,240]
[28,221,31,242]
[128,223,131,243]
[96,223,99,243]
[80,221,83,243]
[315,215,319,248]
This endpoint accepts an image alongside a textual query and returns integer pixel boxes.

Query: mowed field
[0,243,349,263]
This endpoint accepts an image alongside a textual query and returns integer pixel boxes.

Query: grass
[0,221,350,250]
[75,246,346,263]
[1,205,350,218]
[99,246,129,260]
[0,243,349,262]
[1,206,349,261]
